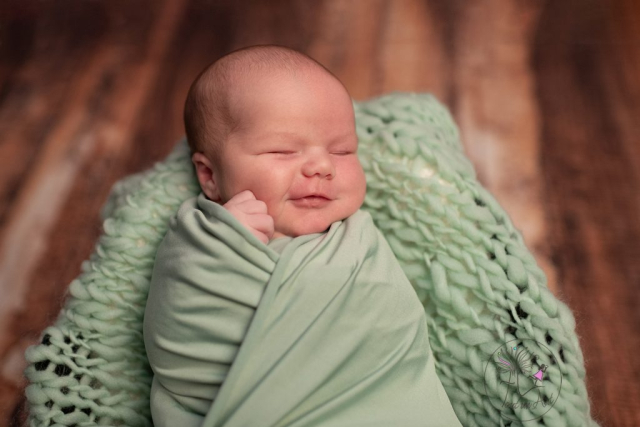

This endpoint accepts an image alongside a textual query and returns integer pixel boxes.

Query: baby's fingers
[249,229,270,245]
[246,213,274,240]
[225,190,256,206]
[236,199,269,214]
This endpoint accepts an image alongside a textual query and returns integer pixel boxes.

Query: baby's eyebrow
[260,131,300,141]
[260,131,354,144]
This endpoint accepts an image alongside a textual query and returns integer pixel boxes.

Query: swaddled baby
[143,45,462,427]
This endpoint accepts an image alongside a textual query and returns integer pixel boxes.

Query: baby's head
[184,45,366,238]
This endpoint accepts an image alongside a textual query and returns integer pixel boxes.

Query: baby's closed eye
[263,150,354,156]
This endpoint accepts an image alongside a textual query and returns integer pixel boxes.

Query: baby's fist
[223,190,275,244]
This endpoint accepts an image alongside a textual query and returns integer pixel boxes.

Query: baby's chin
[272,203,361,239]
[274,218,334,239]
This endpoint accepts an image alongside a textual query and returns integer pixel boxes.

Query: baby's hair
[184,44,344,167]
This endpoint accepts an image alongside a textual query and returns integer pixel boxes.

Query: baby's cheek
[343,165,367,206]
[245,183,278,209]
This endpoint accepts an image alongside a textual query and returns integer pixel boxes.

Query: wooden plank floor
[1,0,638,425]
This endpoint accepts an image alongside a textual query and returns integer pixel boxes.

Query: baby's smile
[290,195,332,208]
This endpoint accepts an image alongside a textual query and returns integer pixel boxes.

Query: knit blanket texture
[22,92,600,427]
[143,192,461,427]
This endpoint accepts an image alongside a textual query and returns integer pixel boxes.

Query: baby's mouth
[291,196,331,208]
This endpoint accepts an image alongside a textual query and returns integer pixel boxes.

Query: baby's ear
[192,152,222,203]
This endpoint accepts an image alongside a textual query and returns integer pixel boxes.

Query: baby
[185,45,366,244]
[143,45,462,427]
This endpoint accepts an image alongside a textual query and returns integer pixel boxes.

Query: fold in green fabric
[143,192,462,427]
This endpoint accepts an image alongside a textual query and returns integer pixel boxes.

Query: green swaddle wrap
[143,192,462,427]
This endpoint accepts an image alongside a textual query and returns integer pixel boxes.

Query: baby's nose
[301,152,335,178]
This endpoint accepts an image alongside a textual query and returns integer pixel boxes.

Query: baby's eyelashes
[265,151,354,156]
[264,150,356,157]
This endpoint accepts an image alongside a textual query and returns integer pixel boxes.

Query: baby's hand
[223,190,275,244]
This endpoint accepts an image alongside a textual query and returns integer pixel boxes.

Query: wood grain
[1,0,638,425]
[533,1,640,425]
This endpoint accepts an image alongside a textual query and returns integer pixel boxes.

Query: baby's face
[213,72,366,239]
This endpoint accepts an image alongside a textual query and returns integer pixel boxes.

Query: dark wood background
[1,1,638,426]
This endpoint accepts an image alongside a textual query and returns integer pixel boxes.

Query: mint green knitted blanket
[23,92,599,427]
